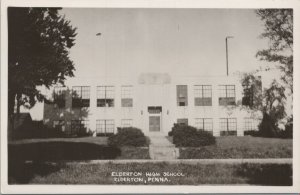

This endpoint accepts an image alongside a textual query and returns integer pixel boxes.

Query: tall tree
[8,7,77,119]
[241,75,286,136]
[255,9,293,93]
[241,73,262,110]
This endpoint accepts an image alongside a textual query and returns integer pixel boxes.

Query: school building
[43,73,262,136]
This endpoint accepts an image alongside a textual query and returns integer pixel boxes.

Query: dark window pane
[148,106,162,113]
[179,102,186,106]
[97,99,106,107]
[106,99,114,107]
[195,97,212,106]
[177,85,188,106]
[177,118,188,126]
[121,98,133,107]
[97,99,114,107]
[219,97,236,106]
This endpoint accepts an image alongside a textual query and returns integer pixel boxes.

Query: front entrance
[148,106,162,132]
[149,116,160,132]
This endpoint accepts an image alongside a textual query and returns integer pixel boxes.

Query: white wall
[44,73,262,136]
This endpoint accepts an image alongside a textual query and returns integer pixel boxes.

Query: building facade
[43,73,262,136]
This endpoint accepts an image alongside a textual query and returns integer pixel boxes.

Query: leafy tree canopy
[8,7,77,115]
[241,73,263,110]
[255,9,293,92]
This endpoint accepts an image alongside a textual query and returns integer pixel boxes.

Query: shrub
[12,121,66,139]
[258,113,279,137]
[281,116,293,138]
[254,114,292,139]
[244,130,260,137]
[108,127,148,147]
[171,124,216,147]
[76,129,94,137]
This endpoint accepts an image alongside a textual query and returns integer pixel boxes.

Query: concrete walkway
[148,134,179,160]
[26,158,293,165]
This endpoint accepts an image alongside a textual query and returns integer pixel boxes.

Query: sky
[60,8,269,79]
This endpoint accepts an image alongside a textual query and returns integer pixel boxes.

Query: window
[97,86,115,107]
[219,118,237,136]
[121,85,133,107]
[195,118,213,133]
[148,106,162,114]
[219,85,235,106]
[121,119,133,127]
[244,117,259,131]
[72,86,90,107]
[177,118,188,126]
[177,85,188,106]
[194,85,212,106]
[53,120,65,132]
[53,87,66,108]
[96,119,115,136]
[70,120,89,135]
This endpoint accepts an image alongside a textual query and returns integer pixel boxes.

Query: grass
[117,147,150,159]
[177,136,292,159]
[10,136,108,145]
[9,137,150,161]
[8,161,292,185]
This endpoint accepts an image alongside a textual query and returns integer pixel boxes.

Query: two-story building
[43,73,262,137]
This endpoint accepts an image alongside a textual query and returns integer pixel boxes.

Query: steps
[148,135,179,160]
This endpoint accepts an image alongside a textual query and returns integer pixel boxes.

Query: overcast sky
[60,8,269,79]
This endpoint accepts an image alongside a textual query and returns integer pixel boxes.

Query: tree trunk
[16,93,21,114]
[8,90,16,140]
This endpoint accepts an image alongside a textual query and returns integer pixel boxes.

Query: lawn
[10,136,108,145]
[8,161,292,185]
[9,137,150,161]
[178,136,292,159]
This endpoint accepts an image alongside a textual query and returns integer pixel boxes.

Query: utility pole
[226,36,234,76]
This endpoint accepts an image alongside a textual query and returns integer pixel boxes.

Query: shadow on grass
[9,141,121,161]
[9,162,63,184]
[8,141,121,184]
[236,163,292,186]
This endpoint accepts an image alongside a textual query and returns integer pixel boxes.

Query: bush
[244,130,260,137]
[76,128,94,137]
[251,114,293,139]
[108,127,148,147]
[258,113,279,137]
[12,121,66,139]
[281,116,293,138]
[171,124,216,147]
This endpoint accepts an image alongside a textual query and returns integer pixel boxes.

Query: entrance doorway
[149,116,160,132]
[148,106,162,132]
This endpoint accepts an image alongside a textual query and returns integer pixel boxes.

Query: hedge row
[170,124,216,147]
[108,127,148,147]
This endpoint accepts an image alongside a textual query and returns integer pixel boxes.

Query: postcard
[1,0,299,193]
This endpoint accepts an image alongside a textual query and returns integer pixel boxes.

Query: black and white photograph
[1,0,299,193]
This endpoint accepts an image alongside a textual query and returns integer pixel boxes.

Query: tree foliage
[255,9,293,92]
[241,73,286,135]
[241,73,263,109]
[263,80,286,121]
[8,7,77,116]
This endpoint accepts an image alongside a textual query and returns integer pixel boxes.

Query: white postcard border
[1,0,300,193]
